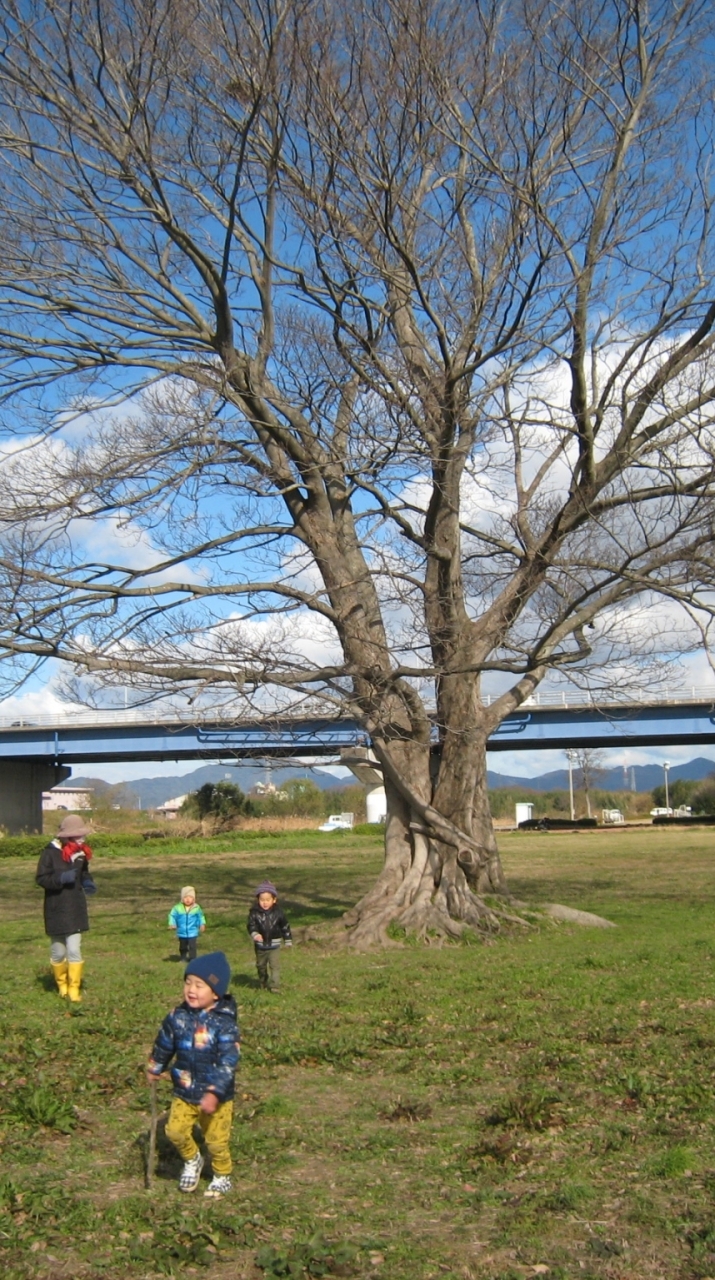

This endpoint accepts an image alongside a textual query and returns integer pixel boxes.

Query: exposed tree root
[341,771,527,947]
[344,870,533,949]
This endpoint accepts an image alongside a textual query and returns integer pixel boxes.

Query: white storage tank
[515,802,534,827]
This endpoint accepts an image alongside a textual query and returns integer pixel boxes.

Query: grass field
[3,825,715,1279]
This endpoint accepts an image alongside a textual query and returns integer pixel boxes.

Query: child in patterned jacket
[168,885,206,961]
[147,952,239,1199]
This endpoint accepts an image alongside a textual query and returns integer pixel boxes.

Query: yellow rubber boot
[67,961,84,1003]
[51,960,69,997]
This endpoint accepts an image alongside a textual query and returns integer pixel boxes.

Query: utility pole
[566,749,576,821]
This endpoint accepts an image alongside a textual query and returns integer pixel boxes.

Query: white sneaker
[179,1152,204,1192]
[203,1175,232,1198]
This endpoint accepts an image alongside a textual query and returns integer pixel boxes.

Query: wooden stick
[146,1077,158,1190]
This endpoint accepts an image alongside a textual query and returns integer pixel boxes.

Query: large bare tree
[0,0,714,943]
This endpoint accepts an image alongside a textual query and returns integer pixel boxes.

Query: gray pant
[255,945,280,990]
[179,935,198,961]
[50,933,82,963]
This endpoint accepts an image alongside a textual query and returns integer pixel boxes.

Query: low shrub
[652,814,715,825]
[518,817,598,830]
[0,832,169,859]
[7,1085,77,1134]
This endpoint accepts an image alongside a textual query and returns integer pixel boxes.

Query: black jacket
[36,841,93,937]
[247,902,292,950]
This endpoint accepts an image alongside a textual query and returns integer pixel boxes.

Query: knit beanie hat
[255,880,278,897]
[181,886,196,900]
[184,951,231,997]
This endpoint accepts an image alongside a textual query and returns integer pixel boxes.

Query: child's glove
[59,869,76,885]
[83,875,97,895]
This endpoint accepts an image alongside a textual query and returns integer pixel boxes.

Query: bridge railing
[0,684,713,731]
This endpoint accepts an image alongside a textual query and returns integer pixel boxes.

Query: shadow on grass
[281,896,350,925]
[212,884,350,926]
[136,1115,185,1187]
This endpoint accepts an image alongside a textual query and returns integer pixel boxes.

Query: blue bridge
[1,688,714,832]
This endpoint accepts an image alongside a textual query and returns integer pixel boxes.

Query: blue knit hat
[184,951,231,997]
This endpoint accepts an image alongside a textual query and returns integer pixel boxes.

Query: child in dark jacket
[247,880,292,992]
[147,952,239,1199]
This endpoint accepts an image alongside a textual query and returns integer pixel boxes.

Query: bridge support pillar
[340,747,388,823]
[0,761,71,834]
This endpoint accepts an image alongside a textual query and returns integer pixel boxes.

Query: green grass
[3,825,715,1278]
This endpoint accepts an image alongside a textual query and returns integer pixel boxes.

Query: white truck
[318,812,354,832]
[650,805,692,818]
[602,809,625,824]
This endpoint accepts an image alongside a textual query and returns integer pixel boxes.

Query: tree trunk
[471,752,509,897]
[344,732,509,948]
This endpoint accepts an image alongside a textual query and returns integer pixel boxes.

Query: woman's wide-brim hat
[56,814,91,840]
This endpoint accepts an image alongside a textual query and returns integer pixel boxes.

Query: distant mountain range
[70,762,350,810]
[484,758,715,793]
[70,756,715,809]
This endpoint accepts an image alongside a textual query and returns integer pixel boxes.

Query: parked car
[318,812,354,832]
[650,806,673,817]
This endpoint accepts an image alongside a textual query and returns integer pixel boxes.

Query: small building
[156,794,187,819]
[366,786,387,823]
[42,786,94,812]
[250,781,288,799]
[515,802,534,827]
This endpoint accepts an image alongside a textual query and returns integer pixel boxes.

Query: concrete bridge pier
[0,761,71,835]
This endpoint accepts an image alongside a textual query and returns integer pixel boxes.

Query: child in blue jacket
[168,885,206,961]
[147,952,239,1199]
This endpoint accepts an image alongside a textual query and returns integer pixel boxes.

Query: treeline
[650,777,715,815]
[490,776,715,820]
[181,779,366,826]
[82,772,715,827]
[487,787,651,820]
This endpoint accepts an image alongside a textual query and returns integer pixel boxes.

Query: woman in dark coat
[36,813,96,1002]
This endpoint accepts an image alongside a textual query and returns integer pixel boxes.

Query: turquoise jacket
[168,902,206,938]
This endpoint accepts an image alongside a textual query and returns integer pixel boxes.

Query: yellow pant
[165,1096,234,1176]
